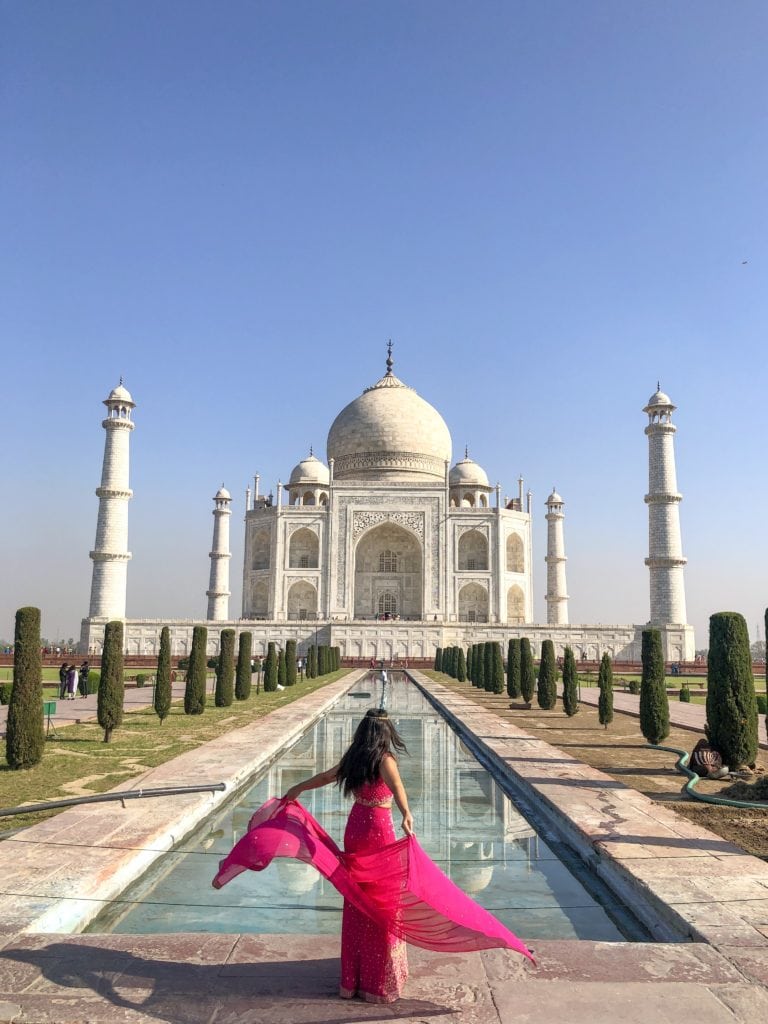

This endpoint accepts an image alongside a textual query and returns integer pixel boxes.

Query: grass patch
[0,671,349,836]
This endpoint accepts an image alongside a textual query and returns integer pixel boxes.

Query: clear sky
[1,1,766,647]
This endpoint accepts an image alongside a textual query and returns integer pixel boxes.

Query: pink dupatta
[212,798,534,963]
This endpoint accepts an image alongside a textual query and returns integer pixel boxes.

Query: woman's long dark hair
[336,708,408,797]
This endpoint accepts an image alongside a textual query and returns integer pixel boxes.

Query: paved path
[577,685,768,749]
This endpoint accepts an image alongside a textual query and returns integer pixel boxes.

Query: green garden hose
[650,744,768,809]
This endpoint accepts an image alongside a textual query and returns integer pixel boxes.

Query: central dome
[327,365,452,482]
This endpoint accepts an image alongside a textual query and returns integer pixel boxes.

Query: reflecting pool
[88,675,627,940]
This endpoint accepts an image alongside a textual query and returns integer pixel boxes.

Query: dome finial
[386,339,393,376]
[657,380,661,392]
[119,375,124,386]
[464,444,469,459]
[309,444,313,456]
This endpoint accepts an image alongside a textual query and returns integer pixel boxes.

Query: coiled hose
[650,744,768,809]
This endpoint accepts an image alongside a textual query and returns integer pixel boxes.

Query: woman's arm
[380,754,414,836]
[282,764,339,802]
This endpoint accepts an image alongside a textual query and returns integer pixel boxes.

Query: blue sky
[1,1,766,645]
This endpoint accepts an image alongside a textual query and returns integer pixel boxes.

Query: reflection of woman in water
[283,708,411,1002]
[212,710,534,1004]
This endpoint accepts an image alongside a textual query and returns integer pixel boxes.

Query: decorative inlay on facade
[287,522,321,537]
[352,511,425,538]
[335,450,445,478]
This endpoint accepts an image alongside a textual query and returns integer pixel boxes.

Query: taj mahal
[80,347,695,663]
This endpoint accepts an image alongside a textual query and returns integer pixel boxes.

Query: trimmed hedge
[640,628,669,745]
[507,639,521,699]
[597,652,614,728]
[561,646,579,717]
[235,632,252,701]
[6,606,45,768]
[154,626,172,722]
[184,625,208,715]
[98,620,125,742]
[264,642,278,692]
[520,638,535,703]
[706,612,757,767]
[537,639,557,710]
[215,629,236,707]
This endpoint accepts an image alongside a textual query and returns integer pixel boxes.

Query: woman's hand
[282,785,303,802]
[401,812,414,836]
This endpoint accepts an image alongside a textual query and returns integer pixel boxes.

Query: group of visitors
[58,660,90,700]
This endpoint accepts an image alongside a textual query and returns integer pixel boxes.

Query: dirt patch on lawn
[437,679,768,862]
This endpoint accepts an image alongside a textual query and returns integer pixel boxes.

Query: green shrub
[491,642,504,695]
[628,679,640,695]
[307,644,317,679]
[6,607,45,768]
[0,683,11,706]
[483,642,494,692]
[474,643,485,690]
[457,647,467,682]
[562,646,579,717]
[264,642,278,692]
[706,612,758,767]
[177,657,190,671]
[597,653,614,728]
[135,673,148,688]
[184,625,208,715]
[507,639,521,699]
[215,629,236,707]
[154,626,172,723]
[756,695,767,716]
[87,670,100,695]
[235,632,252,701]
[278,648,287,687]
[679,685,691,703]
[520,638,535,703]
[206,658,218,670]
[434,647,442,672]
[285,639,297,686]
[98,620,125,743]
[640,629,669,745]
[537,640,557,710]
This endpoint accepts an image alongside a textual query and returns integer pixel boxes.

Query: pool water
[88,675,628,940]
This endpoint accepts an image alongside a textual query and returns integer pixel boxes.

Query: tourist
[66,664,78,700]
[212,708,533,1002]
[59,662,69,699]
[79,661,89,697]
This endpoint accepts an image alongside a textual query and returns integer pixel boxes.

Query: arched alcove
[458,583,489,622]
[458,530,488,571]
[289,528,319,568]
[251,529,270,570]
[251,579,268,617]
[354,522,423,619]
[507,585,525,624]
[506,533,524,573]
[287,580,318,620]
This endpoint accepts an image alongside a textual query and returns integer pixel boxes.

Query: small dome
[289,452,330,487]
[646,388,673,408]
[215,485,231,500]
[546,488,564,505]
[449,457,490,488]
[105,381,134,406]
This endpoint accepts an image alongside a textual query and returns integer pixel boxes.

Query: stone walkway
[1,671,767,1022]
[577,685,768,749]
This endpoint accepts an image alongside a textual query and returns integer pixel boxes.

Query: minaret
[545,489,569,624]
[644,386,687,624]
[88,381,135,619]
[206,486,232,621]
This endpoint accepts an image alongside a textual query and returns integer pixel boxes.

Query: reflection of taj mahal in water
[80,348,694,661]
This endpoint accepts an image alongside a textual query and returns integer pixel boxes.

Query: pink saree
[212,797,535,1000]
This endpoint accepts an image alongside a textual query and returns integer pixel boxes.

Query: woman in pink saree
[212,708,534,1003]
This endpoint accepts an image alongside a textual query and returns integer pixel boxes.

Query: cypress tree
[484,642,494,692]
[6,606,45,769]
[235,631,252,701]
[492,642,505,694]
[562,646,579,717]
[214,629,235,707]
[475,643,485,690]
[153,626,172,722]
[597,652,614,729]
[98,620,125,741]
[507,639,521,699]
[450,646,458,678]
[457,647,467,682]
[278,648,287,687]
[640,628,670,745]
[705,612,758,767]
[307,644,317,679]
[285,639,297,686]
[184,625,208,715]
[264,642,278,691]
[537,639,557,709]
[520,638,535,703]
[466,645,473,682]
[435,647,442,672]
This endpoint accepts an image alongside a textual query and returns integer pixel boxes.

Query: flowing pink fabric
[212,797,535,964]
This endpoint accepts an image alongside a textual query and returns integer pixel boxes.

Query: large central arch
[354,522,423,619]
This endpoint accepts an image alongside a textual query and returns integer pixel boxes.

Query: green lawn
[0,670,348,836]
